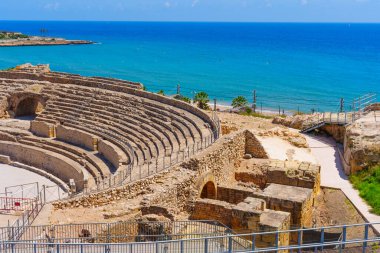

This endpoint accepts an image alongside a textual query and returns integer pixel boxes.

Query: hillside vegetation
[350,165,380,215]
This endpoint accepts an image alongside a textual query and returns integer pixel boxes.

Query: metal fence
[3,183,40,200]
[0,197,35,212]
[0,199,44,242]
[0,187,47,242]
[0,222,379,253]
[0,220,229,245]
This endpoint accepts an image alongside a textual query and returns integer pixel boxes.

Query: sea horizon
[0,21,379,112]
[2,20,380,24]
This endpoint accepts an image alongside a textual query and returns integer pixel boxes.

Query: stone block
[98,139,130,170]
[56,124,98,151]
[30,120,55,138]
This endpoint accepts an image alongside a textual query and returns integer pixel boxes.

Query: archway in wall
[14,97,45,118]
[200,181,217,199]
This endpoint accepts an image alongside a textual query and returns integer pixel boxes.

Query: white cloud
[44,2,60,10]
[192,0,200,7]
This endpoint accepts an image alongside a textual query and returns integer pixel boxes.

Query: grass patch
[350,165,380,215]
[239,111,274,119]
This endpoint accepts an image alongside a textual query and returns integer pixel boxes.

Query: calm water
[0,21,379,112]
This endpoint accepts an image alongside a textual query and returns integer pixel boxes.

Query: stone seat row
[0,68,218,193]
[38,85,211,162]
[19,135,113,178]
[5,70,143,90]
[44,72,143,89]
[48,84,208,140]
[44,86,191,151]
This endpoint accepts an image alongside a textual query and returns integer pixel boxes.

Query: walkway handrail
[1,222,379,252]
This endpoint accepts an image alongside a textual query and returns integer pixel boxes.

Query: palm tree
[231,96,248,108]
[194,91,210,110]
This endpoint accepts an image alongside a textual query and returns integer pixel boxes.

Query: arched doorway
[200,181,217,199]
[14,97,44,117]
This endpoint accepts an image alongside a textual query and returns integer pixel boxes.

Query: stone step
[22,135,113,176]
[18,138,100,182]
[51,84,205,140]
[49,87,193,150]
[51,99,160,159]
[37,112,140,165]
[43,105,153,162]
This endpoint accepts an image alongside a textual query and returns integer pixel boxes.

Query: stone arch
[200,181,217,199]
[196,172,217,199]
[8,93,47,118]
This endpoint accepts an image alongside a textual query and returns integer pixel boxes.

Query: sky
[0,0,379,22]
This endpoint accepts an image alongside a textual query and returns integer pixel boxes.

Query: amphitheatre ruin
[0,63,379,252]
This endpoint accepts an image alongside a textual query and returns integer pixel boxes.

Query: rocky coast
[0,31,93,47]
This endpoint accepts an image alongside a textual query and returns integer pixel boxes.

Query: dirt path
[304,134,380,234]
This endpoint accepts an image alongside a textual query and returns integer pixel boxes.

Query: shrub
[245,107,252,114]
[157,90,165,96]
[239,108,273,119]
[232,96,248,108]
[173,94,191,104]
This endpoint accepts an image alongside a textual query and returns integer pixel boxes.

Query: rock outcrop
[343,112,380,174]
[272,114,318,130]
[258,127,308,148]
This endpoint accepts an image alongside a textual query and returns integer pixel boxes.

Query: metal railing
[0,222,379,252]
[1,200,44,242]
[0,188,47,242]
[3,183,40,200]
[353,93,377,113]
[0,220,229,245]
[0,197,35,212]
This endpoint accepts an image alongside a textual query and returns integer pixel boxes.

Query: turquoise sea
[0,21,379,112]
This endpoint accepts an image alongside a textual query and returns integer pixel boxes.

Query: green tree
[231,96,248,108]
[194,91,210,110]
[157,90,165,96]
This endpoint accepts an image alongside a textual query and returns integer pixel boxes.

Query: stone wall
[191,198,290,248]
[182,130,246,185]
[0,141,85,190]
[217,185,258,205]
[98,139,129,169]
[216,183,314,229]
[251,184,314,228]
[30,120,55,138]
[245,131,268,158]
[54,166,196,210]
[320,125,345,144]
[236,160,321,196]
[56,124,98,151]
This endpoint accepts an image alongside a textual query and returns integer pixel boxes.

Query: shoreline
[0,39,93,47]
[208,102,294,116]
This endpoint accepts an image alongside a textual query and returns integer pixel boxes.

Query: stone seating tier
[0,67,218,193]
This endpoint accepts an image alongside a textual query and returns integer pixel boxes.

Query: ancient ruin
[0,64,378,252]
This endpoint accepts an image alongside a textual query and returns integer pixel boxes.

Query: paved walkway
[305,134,380,234]
[0,164,68,227]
